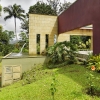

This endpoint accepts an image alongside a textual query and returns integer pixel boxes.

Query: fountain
[13,43,26,56]
[2,42,46,87]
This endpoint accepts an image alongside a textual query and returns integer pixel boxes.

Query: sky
[0,0,76,35]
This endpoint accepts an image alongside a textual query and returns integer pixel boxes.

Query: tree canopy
[3,4,25,40]
[28,1,57,15]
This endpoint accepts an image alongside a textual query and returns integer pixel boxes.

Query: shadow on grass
[56,64,96,87]
[56,64,100,97]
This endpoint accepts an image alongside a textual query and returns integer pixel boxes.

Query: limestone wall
[58,29,92,42]
[29,14,58,55]
[58,29,93,49]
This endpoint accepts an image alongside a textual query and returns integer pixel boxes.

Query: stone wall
[29,14,93,55]
[29,14,58,55]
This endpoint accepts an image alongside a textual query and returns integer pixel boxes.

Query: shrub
[84,68,100,96]
[1,44,14,56]
[87,54,100,72]
[46,41,78,65]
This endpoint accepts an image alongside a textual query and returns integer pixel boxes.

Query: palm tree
[0,5,2,16]
[3,4,25,40]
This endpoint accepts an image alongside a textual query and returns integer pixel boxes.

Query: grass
[0,63,1,75]
[0,64,100,100]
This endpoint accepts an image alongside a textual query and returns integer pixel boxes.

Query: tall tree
[19,32,28,42]
[0,0,2,16]
[28,1,56,15]
[0,4,2,16]
[3,4,25,40]
[3,30,15,41]
[47,0,60,15]
[58,1,71,14]
[47,0,71,15]
[20,14,29,34]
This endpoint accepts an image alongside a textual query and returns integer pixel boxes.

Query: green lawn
[0,56,2,75]
[0,66,1,74]
[0,64,100,100]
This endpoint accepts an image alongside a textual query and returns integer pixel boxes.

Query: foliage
[20,14,29,34]
[87,54,100,71]
[0,44,14,56]
[81,36,91,44]
[46,41,77,65]
[47,0,71,15]
[70,35,91,50]
[47,61,68,69]
[70,35,81,45]
[47,0,60,15]
[12,40,29,53]
[50,74,57,100]
[19,32,28,41]
[28,1,57,15]
[59,1,71,14]
[86,39,91,49]
[1,64,100,99]
[0,4,2,11]
[3,3,25,40]
[22,64,53,85]
[37,43,40,54]
[0,31,9,44]
[0,4,2,16]
[0,25,2,32]
[0,29,15,55]
[85,67,100,96]
[3,30,15,41]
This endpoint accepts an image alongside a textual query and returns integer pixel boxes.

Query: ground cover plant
[0,64,100,100]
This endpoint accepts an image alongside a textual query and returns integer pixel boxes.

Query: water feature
[13,43,26,57]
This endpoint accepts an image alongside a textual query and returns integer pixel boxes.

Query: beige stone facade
[29,14,58,55]
[58,28,92,41]
[29,14,93,55]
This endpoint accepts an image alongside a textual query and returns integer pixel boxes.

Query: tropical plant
[20,13,29,34]
[87,55,100,71]
[85,66,100,96]
[47,41,77,65]
[3,4,25,40]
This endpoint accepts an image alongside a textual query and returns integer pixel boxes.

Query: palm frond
[4,15,13,21]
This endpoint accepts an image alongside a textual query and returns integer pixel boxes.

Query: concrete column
[29,34,37,55]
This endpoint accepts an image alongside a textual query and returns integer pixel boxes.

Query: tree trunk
[14,17,18,40]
